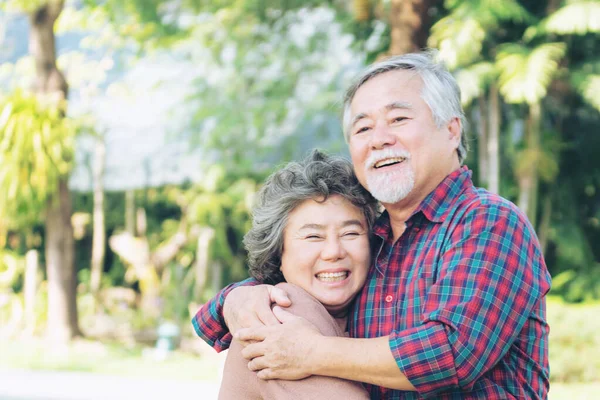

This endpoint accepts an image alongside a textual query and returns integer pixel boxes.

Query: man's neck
[384,164,462,242]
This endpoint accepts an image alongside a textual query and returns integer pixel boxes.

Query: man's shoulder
[452,185,532,229]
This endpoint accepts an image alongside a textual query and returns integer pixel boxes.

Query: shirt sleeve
[191,277,260,352]
[389,201,551,397]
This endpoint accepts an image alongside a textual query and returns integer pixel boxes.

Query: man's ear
[447,117,461,150]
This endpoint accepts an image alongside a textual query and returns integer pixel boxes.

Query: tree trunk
[211,261,223,294]
[24,249,39,335]
[194,228,215,300]
[538,194,552,254]
[353,0,371,21]
[388,0,437,55]
[90,135,106,299]
[476,94,489,187]
[29,2,68,100]
[518,102,541,227]
[46,180,81,341]
[487,84,500,194]
[29,1,80,341]
[125,190,136,236]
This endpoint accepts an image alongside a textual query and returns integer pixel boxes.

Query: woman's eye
[305,234,323,240]
[354,126,369,135]
[343,231,360,237]
[393,117,407,123]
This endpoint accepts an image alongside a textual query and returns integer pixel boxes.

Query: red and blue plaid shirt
[193,167,551,399]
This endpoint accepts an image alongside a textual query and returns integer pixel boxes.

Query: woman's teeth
[316,271,348,282]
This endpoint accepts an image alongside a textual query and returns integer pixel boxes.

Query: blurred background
[0,0,598,399]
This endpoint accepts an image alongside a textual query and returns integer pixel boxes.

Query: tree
[89,132,105,305]
[428,0,532,195]
[0,90,80,341]
[1,0,82,341]
[388,0,439,55]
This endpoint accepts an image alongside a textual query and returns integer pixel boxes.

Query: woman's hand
[236,306,323,380]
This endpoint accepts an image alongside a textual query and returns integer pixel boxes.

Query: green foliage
[548,298,600,382]
[430,0,531,69]
[0,249,23,289]
[0,0,51,14]
[571,60,600,112]
[454,62,496,106]
[543,1,600,36]
[183,6,360,168]
[0,90,76,227]
[496,43,566,105]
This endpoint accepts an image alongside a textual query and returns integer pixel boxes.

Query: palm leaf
[546,1,600,35]
[496,43,566,105]
[572,72,600,111]
[429,17,486,70]
[0,90,76,227]
[431,0,532,70]
[445,0,531,24]
[454,62,496,106]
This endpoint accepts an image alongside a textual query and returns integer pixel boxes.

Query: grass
[0,337,221,381]
[550,383,600,399]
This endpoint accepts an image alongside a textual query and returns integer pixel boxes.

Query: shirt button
[385,295,393,303]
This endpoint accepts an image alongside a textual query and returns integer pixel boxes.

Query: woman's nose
[321,237,346,260]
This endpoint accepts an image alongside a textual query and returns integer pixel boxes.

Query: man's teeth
[316,271,348,282]
[374,157,405,168]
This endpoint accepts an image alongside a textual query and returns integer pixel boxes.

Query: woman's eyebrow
[299,223,325,230]
[341,219,365,228]
[298,220,364,230]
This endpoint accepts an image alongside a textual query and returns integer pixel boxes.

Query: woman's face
[280,194,371,315]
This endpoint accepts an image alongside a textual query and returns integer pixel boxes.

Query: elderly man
[193,51,551,399]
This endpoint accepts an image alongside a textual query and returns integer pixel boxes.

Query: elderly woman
[215,150,377,399]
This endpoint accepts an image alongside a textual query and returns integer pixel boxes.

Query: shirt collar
[372,166,473,237]
[417,166,472,223]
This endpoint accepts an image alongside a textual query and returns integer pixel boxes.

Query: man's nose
[370,123,396,149]
[321,237,346,261]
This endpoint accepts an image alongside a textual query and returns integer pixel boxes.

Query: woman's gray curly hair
[243,149,378,284]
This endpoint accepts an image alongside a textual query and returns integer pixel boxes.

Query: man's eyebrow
[351,113,368,128]
[351,102,412,127]
[386,101,412,111]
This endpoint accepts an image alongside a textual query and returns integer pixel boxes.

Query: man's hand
[236,306,323,380]
[223,284,292,335]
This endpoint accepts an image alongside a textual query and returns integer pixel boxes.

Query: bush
[548,297,600,383]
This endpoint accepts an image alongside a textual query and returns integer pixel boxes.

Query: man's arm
[192,278,292,352]
[239,201,551,396]
[239,313,416,390]
[192,278,259,352]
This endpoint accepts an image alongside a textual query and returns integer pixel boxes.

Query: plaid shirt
[192,167,551,399]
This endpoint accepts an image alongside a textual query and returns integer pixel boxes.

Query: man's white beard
[366,167,415,204]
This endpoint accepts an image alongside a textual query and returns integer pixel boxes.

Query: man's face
[347,70,461,207]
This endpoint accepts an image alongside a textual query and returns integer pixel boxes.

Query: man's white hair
[342,50,468,164]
